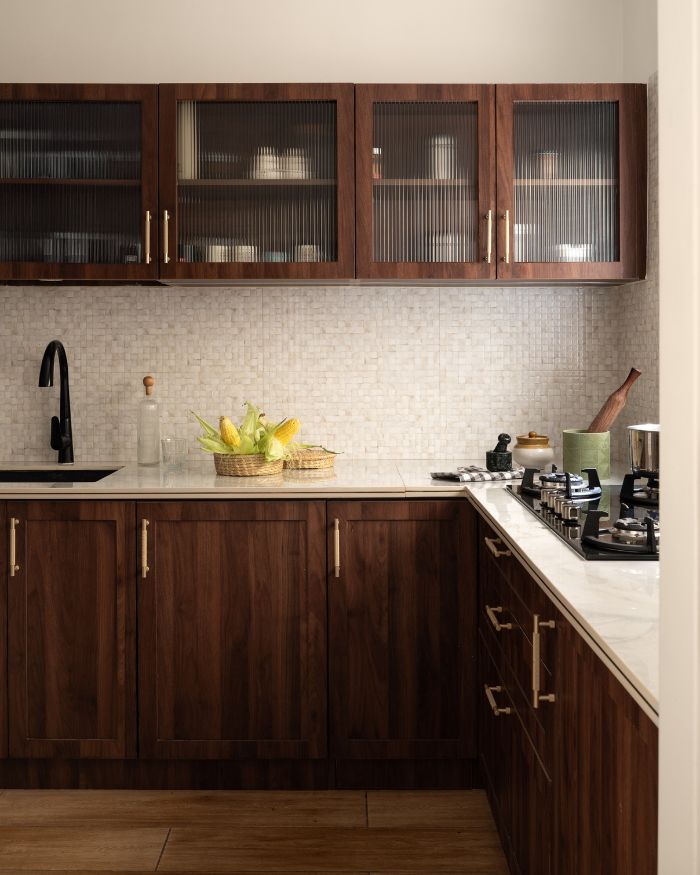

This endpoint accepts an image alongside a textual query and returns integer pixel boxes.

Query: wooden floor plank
[157,827,506,873]
[367,792,495,829]
[0,791,367,828]
[0,827,168,871]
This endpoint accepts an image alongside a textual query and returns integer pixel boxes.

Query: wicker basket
[214,453,284,477]
[284,449,336,470]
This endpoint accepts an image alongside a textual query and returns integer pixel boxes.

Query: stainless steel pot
[628,424,660,474]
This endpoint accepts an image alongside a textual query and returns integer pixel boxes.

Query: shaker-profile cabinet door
[6,501,136,759]
[138,501,327,759]
[355,84,496,280]
[495,83,647,282]
[158,83,355,281]
[0,84,159,281]
[328,500,477,759]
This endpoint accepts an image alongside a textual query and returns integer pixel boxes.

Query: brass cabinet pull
[501,209,510,264]
[162,210,170,264]
[333,518,340,578]
[485,684,512,716]
[141,518,150,579]
[144,210,152,264]
[484,536,512,559]
[484,209,493,263]
[9,518,19,577]
[486,604,512,632]
[532,613,556,708]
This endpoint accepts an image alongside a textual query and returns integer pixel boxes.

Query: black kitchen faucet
[38,339,74,464]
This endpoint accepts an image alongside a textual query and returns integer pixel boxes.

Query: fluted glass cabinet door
[496,84,647,282]
[158,84,354,280]
[355,85,496,280]
[0,85,158,281]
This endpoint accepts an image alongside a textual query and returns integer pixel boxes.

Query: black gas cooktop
[507,467,659,561]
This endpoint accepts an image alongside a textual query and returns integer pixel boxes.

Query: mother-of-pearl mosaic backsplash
[0,79,658,466]
[0,282,654,464]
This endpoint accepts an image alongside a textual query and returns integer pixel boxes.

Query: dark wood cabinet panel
[138,501,326,760]
[0,84,159,281]
[496,83,646,282]
[355,84,496,280]
[158,83,355,282]
[328,499,477,759]
[554,609,658,875]
[0,502,7,758]
[6,500,135,758]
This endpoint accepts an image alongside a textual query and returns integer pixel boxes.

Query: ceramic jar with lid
[512,432,555,469]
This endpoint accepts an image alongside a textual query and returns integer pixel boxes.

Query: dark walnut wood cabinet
[0,81,647,283]
[137,501,327,759]
[328,500,477,764]
[158,83,355,281]
[0,84,159,282]
[5,500,135,759]
[477,515,658,875]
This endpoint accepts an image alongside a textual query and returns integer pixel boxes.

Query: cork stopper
[143,375,155,396]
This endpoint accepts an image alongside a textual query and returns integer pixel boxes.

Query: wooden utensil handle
[587,368,642,433]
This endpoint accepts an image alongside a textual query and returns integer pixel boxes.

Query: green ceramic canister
[562,429,611,480]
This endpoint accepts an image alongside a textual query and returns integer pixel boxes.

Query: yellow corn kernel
[275,418,300,446]
[219,416,241,447]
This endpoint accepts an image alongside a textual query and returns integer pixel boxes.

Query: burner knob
[560,501,581,522]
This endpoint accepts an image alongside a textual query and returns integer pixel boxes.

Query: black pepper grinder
[486,433,512,472]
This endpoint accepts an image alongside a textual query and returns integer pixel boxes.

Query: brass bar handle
[484,536,512,559]
[162,210,170,264]
[333,518,340,578]
[9,518,19,577]
[486,604,512,632]
[484,684,511,716]
[501,209,510,264]
[532,614,556,708]
[141,519,150,579]
[484,209,493,264]
[144,210,152,264]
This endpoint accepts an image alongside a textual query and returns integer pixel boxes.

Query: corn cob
[275,418,301,446]
[219,416,241,447]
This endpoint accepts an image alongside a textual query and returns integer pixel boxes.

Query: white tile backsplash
[0,79,659,467]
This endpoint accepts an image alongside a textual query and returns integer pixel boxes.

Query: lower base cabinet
[137,501,327,760]
[477,516,658,875]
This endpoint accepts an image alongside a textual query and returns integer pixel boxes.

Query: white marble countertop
[0,457,659,719]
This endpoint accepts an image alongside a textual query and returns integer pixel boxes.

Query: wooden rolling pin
[586,368,642,433]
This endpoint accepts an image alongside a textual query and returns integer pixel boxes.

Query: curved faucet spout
[38,340,74,464]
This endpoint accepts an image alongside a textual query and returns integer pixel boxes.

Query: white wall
[658,0,700,870]
[0,0,625,83]
[622,0,658,80]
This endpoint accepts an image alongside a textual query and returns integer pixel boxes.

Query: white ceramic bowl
[512,445,555,469]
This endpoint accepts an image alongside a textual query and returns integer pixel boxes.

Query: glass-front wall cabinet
[0,85,158,280]
[496,84,647,282]
[356,85,495,280]
[158,84,354,280]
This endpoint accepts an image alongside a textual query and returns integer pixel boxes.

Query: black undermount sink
[0,468,118,483]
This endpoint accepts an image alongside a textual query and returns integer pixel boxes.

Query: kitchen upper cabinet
[5,501,136,758]
[496,84,647,282]
[137,501,327,759]
[355,85,496,280]
[0,84,158,281]
[158,84,355,281]
[328,500,477,759]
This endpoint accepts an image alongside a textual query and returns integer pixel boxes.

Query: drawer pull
[484,536,512,559]
[9,517,19,577]
[486,604,512,631]
[141,518,150,579]
[532,613,556,708]
[485,684,512,716]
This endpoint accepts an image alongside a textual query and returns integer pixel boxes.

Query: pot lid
[516,431,550,448]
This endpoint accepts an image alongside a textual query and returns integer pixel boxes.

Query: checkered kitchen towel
[431,465,525,483]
